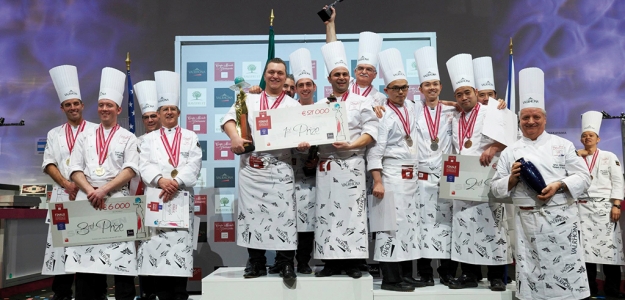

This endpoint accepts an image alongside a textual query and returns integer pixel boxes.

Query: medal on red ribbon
[459,103,481,151]
[387,100,412,147]
[65,120,86,166]
[585,149,600,180]
[161,127,182,178]
[260,91,286,110]
[95,124,120,176]
[423,103,442,151]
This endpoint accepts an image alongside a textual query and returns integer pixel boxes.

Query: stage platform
[202,267,517,300]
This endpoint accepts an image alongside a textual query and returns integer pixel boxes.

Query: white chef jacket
[43,121,98,184]
[580,149,624,200]
[318,93,379,158]
[491,131,591,206]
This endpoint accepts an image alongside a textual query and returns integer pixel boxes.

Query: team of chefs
[39,10,624,300]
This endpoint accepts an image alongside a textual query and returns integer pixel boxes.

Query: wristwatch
[614,204,622,210]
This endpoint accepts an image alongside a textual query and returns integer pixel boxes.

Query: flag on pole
[258,9,275,90]
[126,52,136,134]
[505,38,516,113]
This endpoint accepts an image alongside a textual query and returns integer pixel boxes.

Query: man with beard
[446,54,512,292]
[222,58,303,282]
[313,41,378,278]
[67,67,139,300]
[42,65,98,300]
[491,67,591,300]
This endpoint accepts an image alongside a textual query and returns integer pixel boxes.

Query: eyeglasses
[356,66,376,73]
[142,114,158,120]
[387,85,409,92]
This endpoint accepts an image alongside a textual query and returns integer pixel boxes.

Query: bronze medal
[464,140,472,149]
[171,169,179,178]
[405,136,413,147]
[434,137,439,143]
[590,175,594,180]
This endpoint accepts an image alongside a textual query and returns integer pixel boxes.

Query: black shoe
[51,295,73,300]
[448,274,478,289]
[345,267,362,279]
[489,279,506,291]
[402,276,427,288]
[268,264,280,274]
[280,264,297,281]
[359,263,370,272]
[381,282,415,292]
[439,274,454,286]
[297,264,313,274]
[243,263,267,278]
[416,275,435,286]
[315,266,340,277]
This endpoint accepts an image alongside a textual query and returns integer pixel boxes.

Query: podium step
[373,279,516,300]
[201,267,373,300]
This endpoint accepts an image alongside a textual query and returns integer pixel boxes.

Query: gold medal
[405,136,413,147]
[66,158,70,166]
[95,166,105,176]
[171,169,178,178]
[464,140,472,149]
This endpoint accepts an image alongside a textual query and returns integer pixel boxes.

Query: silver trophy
[318,0,344,22]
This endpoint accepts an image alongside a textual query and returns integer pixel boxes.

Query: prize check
[252,102,350,152]
[49,196,151,247]
[440,154,510,203]
[145,187,190,228]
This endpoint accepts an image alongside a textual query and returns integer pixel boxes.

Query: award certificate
[252,102,350,151]
[145,187,190,228]
[439,154,511,203]
[49,196,150,247]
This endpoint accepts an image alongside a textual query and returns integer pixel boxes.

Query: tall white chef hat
[289,48,314,84]
[519,67,545,111]
[98,67,126,106]
[473,56,496,91]
[154,71,180,108]
[414,46,440,83]
[446,53,475,91]
[581,111,603,136]
[378,48,406,86]
[49,65,82,103]
[134,80,158,115]
[357,31,383,70]
[321,41,349,75]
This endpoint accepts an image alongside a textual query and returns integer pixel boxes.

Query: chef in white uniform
[368,48,422,292]
[412,47,459,287]
[313,41,378,279]
[289,48,318,274]
[491,67,591,300]
[129,80,160,196]
[323,8,386,107]
[137,71,201,300]
[577,110,625,298]
[42,65,98,300]
[473,57,498,106]
[68,67,140,300]
[446,54,511,291]
[222,58,302,281]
